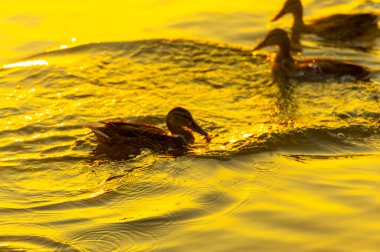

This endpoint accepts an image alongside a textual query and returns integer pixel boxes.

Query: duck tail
[85,125,113,145]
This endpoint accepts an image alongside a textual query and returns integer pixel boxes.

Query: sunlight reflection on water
[0,0,380,251]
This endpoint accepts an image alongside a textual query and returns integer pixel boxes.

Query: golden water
[1,0,380,251]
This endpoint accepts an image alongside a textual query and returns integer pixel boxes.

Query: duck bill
[253,38,268,51]
[189,121,208,136]
[271,7,288,22]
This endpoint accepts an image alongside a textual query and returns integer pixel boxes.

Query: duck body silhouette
[87,107,208,155]
[254,29,371,83]
[272,0,380,44]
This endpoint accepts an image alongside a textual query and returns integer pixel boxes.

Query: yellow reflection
[258,124,269,133]
[0,243,8,247]
[89,189,105,198]
[12,137,25,142]
[3,59,48,69]
[242,132,253,138]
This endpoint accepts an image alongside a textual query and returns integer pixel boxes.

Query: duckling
[87,107,209,154]
[253,29,371,83]
[272,0,379,44]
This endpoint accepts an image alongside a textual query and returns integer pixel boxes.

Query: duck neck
[277,43,293,63]
[292,12,306,32]
[290,0,308,38]
[273,44,295,83]
[168,126,195,143]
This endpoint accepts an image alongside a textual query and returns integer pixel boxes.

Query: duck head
[253,29,295,85]
[166,107,208,143]
[271,0,303,22]
[253,29,291,52]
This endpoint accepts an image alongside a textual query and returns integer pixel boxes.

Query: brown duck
[253,29,371,83]
[272,0,380,44]
[87,107,209,154]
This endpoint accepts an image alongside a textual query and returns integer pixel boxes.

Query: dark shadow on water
[276,80,297,118]
[315,35,380,53]
[88,143,188,162]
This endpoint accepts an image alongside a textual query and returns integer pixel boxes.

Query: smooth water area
[1,0,380,251]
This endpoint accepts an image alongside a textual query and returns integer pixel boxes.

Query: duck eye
[184,116,194,124]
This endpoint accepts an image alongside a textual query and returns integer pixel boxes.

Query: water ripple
[0,33,380,252]
[0,235,83,252]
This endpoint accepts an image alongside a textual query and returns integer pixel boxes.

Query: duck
[271,0,379,44]
[87,107,209,155]
[253,29,371,83]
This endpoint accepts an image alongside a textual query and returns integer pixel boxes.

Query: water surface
[1,0,380,251]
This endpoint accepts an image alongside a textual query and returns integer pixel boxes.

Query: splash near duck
[87,107,208,158]
[253,29,371,84]
[272,0,380,44]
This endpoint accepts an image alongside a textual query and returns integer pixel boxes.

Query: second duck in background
[272,0,379,45]
[253,29,371,84]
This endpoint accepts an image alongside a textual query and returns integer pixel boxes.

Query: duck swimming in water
[253,29,371,83]
[272,0,379,44]
[87,107,209,155]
